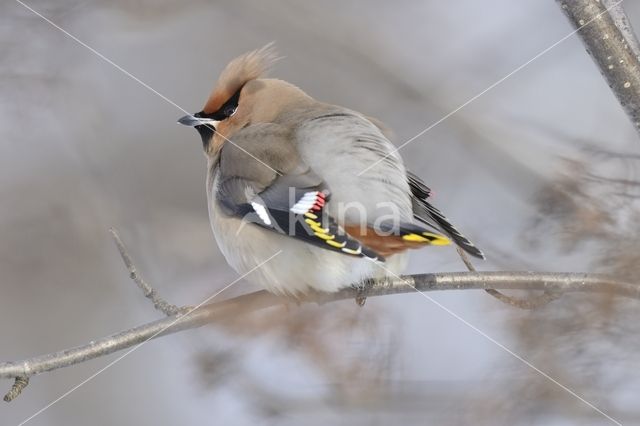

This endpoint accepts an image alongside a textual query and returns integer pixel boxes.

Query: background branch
[603,0,640,58]
[456,247,563,309]
[1,270,638,401]
[557,0,640,135]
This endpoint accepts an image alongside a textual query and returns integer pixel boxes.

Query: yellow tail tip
[423,232,451,245]
[401,232,450,245]
[402,233,429,243]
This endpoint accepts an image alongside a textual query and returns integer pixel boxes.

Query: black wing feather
[217,171,383,261]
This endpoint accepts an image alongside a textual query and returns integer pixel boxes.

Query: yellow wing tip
[314,231,335,241]
[326,239,346,248]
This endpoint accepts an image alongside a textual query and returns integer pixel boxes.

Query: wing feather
[216,123,382,261]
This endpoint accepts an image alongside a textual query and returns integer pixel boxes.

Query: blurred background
[2,0,640,424]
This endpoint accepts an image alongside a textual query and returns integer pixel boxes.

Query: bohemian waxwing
[178,44,484,296]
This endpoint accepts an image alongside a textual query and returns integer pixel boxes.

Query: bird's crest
[203,43,279,114]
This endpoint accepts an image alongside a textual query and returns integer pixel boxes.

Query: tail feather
[414,198,485,259]
[406,171,432,199]
[406,170,484,259]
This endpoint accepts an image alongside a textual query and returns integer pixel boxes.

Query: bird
[178,44,483,297]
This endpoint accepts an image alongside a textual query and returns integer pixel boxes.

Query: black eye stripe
[199,86,242,121]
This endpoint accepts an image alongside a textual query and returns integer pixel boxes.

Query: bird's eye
[223,105,237,117]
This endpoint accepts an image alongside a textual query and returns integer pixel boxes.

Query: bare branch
[109,228,182,316]
[557,0,640,134]
[456,247,563,309]
[1,270,638,400]
[3,377,29,402]
[603,0,640,58]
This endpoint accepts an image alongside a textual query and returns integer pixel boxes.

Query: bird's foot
[354,279,376,307]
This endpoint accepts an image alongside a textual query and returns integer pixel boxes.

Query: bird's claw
[355,279,375,307]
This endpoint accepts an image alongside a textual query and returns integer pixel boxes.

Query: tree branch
[557,0,640,135]
[603,0,640,58]
[109,228,183,316]
[3,377,29,402]
[1,270,638,401]
[456,247,563,309]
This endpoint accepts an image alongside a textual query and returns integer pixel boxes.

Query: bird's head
[178,43,311,155]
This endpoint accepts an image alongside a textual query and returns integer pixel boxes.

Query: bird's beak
[177,114,220,128]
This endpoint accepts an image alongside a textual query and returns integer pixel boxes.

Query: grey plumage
[214,122,381,261]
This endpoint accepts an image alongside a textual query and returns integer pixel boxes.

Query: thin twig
[456,247,562,309]
[482,287,563,310]
[109,228,182,316]
[3,376,29,402]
